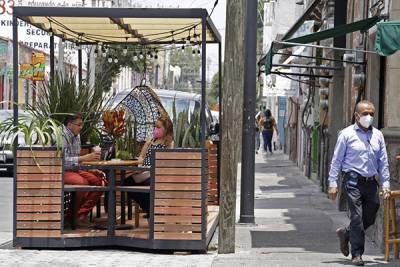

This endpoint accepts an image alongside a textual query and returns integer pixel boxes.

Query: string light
[147,51,152,59]
[154,49,158,60]
[94,48,98,58]
[114,57,119,63]
[139,51,144,59]
[123,38,128,55]
[185,29,191,45]
[108,55,112,63]
[133,54,138,61]
[171,31,176,49]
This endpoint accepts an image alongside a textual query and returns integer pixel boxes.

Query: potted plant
[31,71,111,146]
[101,109,127,160]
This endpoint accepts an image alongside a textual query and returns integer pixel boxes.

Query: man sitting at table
[62,113,105,227]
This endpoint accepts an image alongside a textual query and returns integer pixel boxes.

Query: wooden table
[80,160,149,235]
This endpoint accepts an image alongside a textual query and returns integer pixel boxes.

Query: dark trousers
[343,173,380,257]
[262,130,273,152]
[122,177,150,214]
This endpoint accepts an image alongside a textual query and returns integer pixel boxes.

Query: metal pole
[78,48,82,87]
[239,0,256,224]
[218,42,222,205]
[200,17,206,147]
[50,35,55,83]
[274,40,377,54]
[12,13,18,246]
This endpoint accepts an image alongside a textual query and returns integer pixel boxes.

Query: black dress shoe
[351,255,364,266]
[336,227,349,257]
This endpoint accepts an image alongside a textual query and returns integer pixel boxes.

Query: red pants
[64,170,103,217]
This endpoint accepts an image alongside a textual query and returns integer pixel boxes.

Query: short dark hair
[355,100,374,113]
[265,109,272,117]
[63,113,83,126]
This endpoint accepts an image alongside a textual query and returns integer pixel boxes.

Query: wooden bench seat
[64,185,109,192]
[115,186,150,193]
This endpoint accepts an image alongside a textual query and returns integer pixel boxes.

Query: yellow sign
[32,52,45,81]
[19,64,33,79]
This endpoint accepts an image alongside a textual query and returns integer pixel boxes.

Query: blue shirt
[328,123,390,188]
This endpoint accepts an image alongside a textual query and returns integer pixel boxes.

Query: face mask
[153,127,164,139]
[359,114,373,128]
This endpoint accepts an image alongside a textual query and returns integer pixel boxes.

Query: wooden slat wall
[153,151,206,241]
[208,144,219,205]
[16,150,63,238]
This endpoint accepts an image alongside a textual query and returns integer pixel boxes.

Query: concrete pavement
[0,152,398,266]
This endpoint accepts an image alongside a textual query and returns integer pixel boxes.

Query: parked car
[0,110,28,176]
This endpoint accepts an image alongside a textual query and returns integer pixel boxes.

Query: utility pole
[239,0,257,224]
[219,0,245,253]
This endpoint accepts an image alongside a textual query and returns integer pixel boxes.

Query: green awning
[375,21,400,56]
[264,16,381,75]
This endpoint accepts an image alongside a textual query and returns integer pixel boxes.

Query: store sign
[0,0,85,53]
[32,52,45,81]
[18,52,45,80]
[19,63,32,79]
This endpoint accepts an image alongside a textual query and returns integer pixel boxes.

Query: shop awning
[263,16,381,75]
[375,21,400,56]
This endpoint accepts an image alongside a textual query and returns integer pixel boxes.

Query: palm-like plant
[30,71,110,144]
[0,107,64,150]
[172,98,201,148]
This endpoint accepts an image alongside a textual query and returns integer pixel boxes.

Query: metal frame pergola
[12,6,222,251]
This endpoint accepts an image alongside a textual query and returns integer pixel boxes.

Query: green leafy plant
[115,114,138,159]
[172,98,201,148]
[31,71,111,144]
[0,106,64,151]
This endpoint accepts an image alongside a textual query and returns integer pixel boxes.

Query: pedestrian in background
[260,109,278,154]
[328,100,391,266]
[255,106,263,154]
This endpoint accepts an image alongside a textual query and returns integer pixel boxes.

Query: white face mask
[359,114,373,128]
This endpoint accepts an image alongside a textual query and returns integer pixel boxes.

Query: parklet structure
[11,6,221,251]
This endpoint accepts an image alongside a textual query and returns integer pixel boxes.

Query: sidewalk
[0,152,399,266]
[213,151,398,267]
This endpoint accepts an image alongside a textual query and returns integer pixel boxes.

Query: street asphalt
[0,151,398,266]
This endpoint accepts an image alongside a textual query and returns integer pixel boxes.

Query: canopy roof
[375,21,400,56]
[263,16,382,75]
[13,7,221,45]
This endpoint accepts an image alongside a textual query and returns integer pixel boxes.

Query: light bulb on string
[181,44,185,51]
[154,49,158,60]
[123,45,128,55]
[147,51,152,59]
[171,31,176,49]
[139,51,144,59]
[185,29,191,45]
[94,49,98,58]
[133,52,138,61]
[108,56,113,63]
[114,57,118,63]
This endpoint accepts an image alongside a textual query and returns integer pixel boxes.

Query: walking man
[328,100,391,266]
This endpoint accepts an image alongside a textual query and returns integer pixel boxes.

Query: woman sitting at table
[123,116,174,216]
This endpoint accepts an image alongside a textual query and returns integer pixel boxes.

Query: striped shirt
[62,125,81,170]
